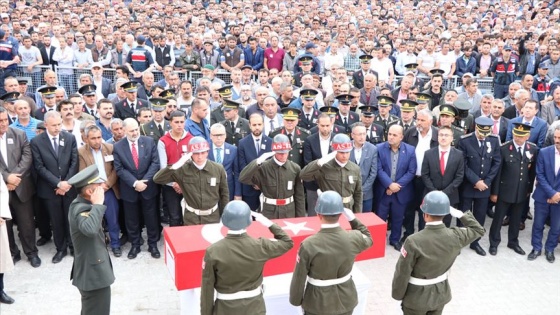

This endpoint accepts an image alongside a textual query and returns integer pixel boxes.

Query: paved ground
[2,214,559,315]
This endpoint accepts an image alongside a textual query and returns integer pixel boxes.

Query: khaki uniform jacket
[300,159,363,213]
[201,224,294,315]
[391,211,485,311]
[289,219,373,314]
[238,158,306,218]
[69,196,115,291]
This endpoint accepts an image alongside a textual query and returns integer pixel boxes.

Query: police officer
[220,99,250,146]
[289,191,373,315]
[201,200,293,315]
[300,134,363,212]
[392,191,485,315]
[490,45,518,99]
[270,108,310,167]
[239,134,306,218]
[438,104,464,147]
[140,98,171,142]
[453,99,475,134]
[359,105,385,144]
[374,95,399,138]
[297,89,320,130]
[153,137,229,225]
[67,165,115,315]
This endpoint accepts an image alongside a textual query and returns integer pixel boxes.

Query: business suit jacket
[533,145,560,202]
[114,98,150,120]
[237,135,272,197]
[375,142,417,205]
[78,143,120,199]
[352,69,379,89]
[209,143,241,200]
[421,147,464,205]
[457,92,483,114]
[303,132,334,190]
[539,101,558,125]
[502,105,521,120]
[297,108,320,130]
[113,136,160,202]
[31,131,79,199]
[359,88,380,108]
[39,45,57,70]
[350,142,378,201]
[505,116,548,148]
[140,119,171,143]
[0,127,35,202]
[403,126,439,149]
[491,116,509,144]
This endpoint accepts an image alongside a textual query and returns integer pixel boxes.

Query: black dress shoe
[502,217,510,226]
[127,246,141,259]
[489,247,497,256]
[148,246,161,259]
[519,223,525,231]
[29,255,41,268]
[0,292,15,304]
[119,234,129,246]
[527,211,533,220]
[36,237,51,246]
[487,209,495,218]
[545,251,555,263]
[527,250,541,261]
[112,247,122,257]
[12,252,21,264]
[507,244,526,255]
[390,242,402,251]
[52,250,67,264]
[69,247,75,256]
[471,244,487,256]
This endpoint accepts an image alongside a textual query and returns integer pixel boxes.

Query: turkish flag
[164,213,387,291]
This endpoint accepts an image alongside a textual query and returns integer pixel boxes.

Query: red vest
[159,132,193,165]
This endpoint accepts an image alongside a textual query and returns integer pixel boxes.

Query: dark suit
[113,136,160,247]
[114,98,150,120]
[491,116,509,144]
[208,143,241,200]
[335,112,360,134]
[298,108,320,130]
[359,88,380,108]
[421,147,464,205]
[505,116,548,148]
[140,119,171,143]
[303,132,334,214]
[364,123,385,145]
[350,142,378,212]
[237,135,272,210]
[502,105,521,120]
[352,69,379,89]
[210,105,246,125]
[220,117,250,146]
[96,77,112,98]
[1,127,38,259]
[31,131,79,252]
[39,45,57,70]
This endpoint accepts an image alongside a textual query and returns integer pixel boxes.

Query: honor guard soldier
[397,99,417,133]
[300,134,363,213]
[374,95,399,138]
[293,56,314,87]
[392,191,485,315]
[140,98,171,142]
[153,137,229,225]
[289,191,373,315]
[488,123,538,256]
[438,104,464,147]
[351,54,379,89]
[297,89,320,130]
[34,86,57,120]
[201,201,293,315]
[453,99,475,134]
[359,105,385,145]
[270,108,310,167]
[239,134,306,218]
[211,85,247,124]
[220,99,250,146]
[334,94,360,134]
[457,116,501,256]
[67,165,115,315]
[309,106,346,134]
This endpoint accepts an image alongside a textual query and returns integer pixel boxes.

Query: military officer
[239,134,306,218]
[334,94,360,134]
[300,134,363,212]
[220,99,250,146]
[309,106,346,134]
[297,89,320,130]
[160,89,176,100]
[489,123,538,256]
[201,201,293,315]
[289,191,373,315]
[293,56,314,87]
[351,54,378,89]
[414,92,432,112]
[396,99,417,133]
[140,98,171,142]
[392,191,485,315]
[453,99,475,134]
[211,86,247,124]
[438,104,464,147]
[269,108,310,167]
[374,95,399,138]
[34,86,58,120]
[359,105,385,144]
[457,116,501,256]
[153,137,229,225]
[67,165,115,315]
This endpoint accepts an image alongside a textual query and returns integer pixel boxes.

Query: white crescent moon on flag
[201,223,226,244]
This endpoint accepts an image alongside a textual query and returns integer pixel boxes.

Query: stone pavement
[2,215,559,315]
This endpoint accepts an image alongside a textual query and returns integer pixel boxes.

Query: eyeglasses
[211,134,225,137]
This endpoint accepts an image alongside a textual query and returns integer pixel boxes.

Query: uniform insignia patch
[80,212,90,217]
[400,246,407,258]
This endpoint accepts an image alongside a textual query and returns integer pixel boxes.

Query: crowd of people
[2,0,560,313]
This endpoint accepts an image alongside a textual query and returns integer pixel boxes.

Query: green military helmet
[420,191,450,216]
[272,134,292,153]
[331,133,352,152]
[221,200,252,230]
[315,191,344,215]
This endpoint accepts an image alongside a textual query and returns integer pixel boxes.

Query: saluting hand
[91,186,105,205]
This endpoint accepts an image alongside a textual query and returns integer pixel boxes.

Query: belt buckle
[276,199,286,206]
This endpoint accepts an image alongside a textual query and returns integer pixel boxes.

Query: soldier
[414,92,431,112]
[351,54,378,89]
[34,86,57,121]
[392,191,485,315]
[201,201,293,315]
[270,108,310,167]
[438,104,464,147]
[396,99,417,133]
[334,94,360,134]
[359,105,385,145]
[374,95,399,138]
[300,134,363,213]
[210,85,247,124]
[153,137,229,225]
[457,116,501,256]
[67,165,115,315]
[293,56,314,87]
[289,191,373,315]
[219,99,250,146]
[297,89,320,130]
[453,99,475,134]
[140,98,171,142]
[490,45,518,98]
[489,123,538,256]
[239,134,305,218]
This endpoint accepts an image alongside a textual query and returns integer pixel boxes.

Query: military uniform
[298,108,320,130]
[396,120,417,134]
[269,126,310,167]
[293,71,312,87]
[366,123,385,144]
[140,119,171,142]
[374,115,399,136]
[453,115,475,134]
[220,117,250,146]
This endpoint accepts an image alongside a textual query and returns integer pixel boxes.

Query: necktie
[270,119,275,132]
[216,148,222,163]
[306,114,310,121]
[230,121,235,133]
[255,139,260,155]
[52,137,58,153]
[130,102,135,113]
[158,124,164,135]
[343,117,348,127]
[118,53,122,65]
[404,124,409,130]
[518,146,522,159]
[492,120,498,134]
[90,109,96,116]
[287,133,293,143]
[366,129,370,141]
[131,142,139,169]
[440,151,446,175]
[479,140,485,154]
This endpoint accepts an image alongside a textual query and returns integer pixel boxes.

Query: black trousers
[34,195,52,240]
[402,177,426,239]
[161,185,183,226]
[79,286,111,315]
[489,199,524,248]
[242,194,260,211]
[123,196,159,247]
[0,273,4,292]
[6,192,38,258]
[43,194,75,252]
[462,196,489,247]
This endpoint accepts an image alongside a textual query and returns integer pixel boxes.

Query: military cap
[300,88,318,100]
[68,164,103,189]
[281,107,301,120]
[319,106,339,116]
[150,98,168,112]
[377,95,395,107]
[78,84,97,96]
[0,92,20,102]
[36,121,46,130]
[475,116,493,135]
[430,68,445,75]
[359,105,376,116]
[439,104,458,117]
[336,94,352,105]
[38,86,57,98]
[160,88,176,99]
[217,85,233,98]
[453,99,473,111]
[299,55,313,65]
[512,122,532,137]
[405,63,418,71]
[359,54,374,63]
[400,99,418,112]
[416,92,431,104]
[122,81,139,93]
[223,99,241,111]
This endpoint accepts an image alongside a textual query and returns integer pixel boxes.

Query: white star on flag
[281,221,314,235]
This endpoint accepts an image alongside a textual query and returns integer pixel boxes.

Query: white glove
[318,151,337,167]
[343,208,356,221]
[256,151,275,165]
[251,211,274,227]
[449,207,464,218]
[171,152,192,170]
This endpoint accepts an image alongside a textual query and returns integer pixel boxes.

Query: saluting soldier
[297,88,320,130]
[210,85,247,124]
[153,136,229,225]
[289,191,373,315]
[374,95,399,138]
[239,134,306,218]
[220,99,250,146]
[270,108,310,167]
[359,105,385,145]
[334,94,360,135]
[392,191,485,315]
[453,99,475,134]
[351,54,379,89]
[140,98,171,142]
[300,134,363,213]
[293,56,314,87]
[201,201,293,315]
[309,106,346,134]
[395,99,417,133]
[438,104,464,147]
